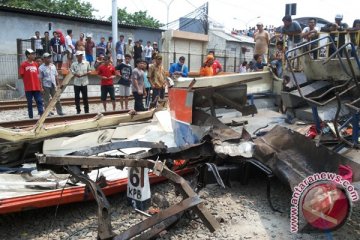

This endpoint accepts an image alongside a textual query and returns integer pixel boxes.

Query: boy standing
[116,54,132,110]
[19,49,44,119]
[97,56,117,111]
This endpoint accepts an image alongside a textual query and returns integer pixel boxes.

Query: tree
[0,0,96,18]
[109,8,163,29]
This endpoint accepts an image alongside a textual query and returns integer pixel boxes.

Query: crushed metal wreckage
[2,42,360,237]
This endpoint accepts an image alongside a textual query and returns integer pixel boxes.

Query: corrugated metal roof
[211,30,255,44]
[0,4,163,31]
[212,30,242,42]
[231,34,255,44]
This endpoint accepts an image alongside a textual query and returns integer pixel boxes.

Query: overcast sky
[89,0,358,31]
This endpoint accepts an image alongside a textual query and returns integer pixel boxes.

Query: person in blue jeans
[19,49,44,118]
[143,61,151,109]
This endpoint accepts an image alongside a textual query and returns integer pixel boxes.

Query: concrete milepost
[127,167,151,210]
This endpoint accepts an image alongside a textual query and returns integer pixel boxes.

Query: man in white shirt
[70,51,91,114]
[301,18,319,59]
[32,31,43,57]
[144,41,153,63]
[65,29,75,68]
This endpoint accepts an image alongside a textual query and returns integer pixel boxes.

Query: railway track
[0,110,130,129]
[0,96,134,111]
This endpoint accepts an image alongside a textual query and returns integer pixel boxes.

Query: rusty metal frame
[36,154,220,239]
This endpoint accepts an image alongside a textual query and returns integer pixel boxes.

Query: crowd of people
[235,14,360,78]
[20,15,360,119]
[20,29,191,119]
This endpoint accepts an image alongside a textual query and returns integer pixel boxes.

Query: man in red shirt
[19,49,44,119]
[97,56,116,111]
[208,51,223,75]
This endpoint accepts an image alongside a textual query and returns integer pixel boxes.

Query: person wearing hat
[200,54,215,76]
[322,14,349,57]
[124,37,134,59]
[254,22,270,63]
[19,49,44,119]
[97,55,117,111]
[148,54,167,102]
[131,58,147,111]
[39,52,64,116]
[334,14,348,57]
[70,51,91,114]
[208,51,222,75]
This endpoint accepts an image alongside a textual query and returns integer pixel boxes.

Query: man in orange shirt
[208,51,222,75]
[19,49,44,119]
[97,56,117,111]
[200,54,215,76]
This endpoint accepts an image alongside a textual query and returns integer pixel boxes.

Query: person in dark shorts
[97,56,117,111]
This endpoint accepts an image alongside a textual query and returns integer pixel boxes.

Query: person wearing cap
[131,58,147,111]
[116,54,133,110]
[334,14,348,56]
[254,22,270,63]
[208,51,222,75]
[50,31,64,70]
[200,54,215,77]
[148,54,167,102]
[97,56,117,111]
[124,37,134,59]
[39,52,64,116]
[19,49,44,119]
[144,41,154,63]
[169,56,188,78]
[70,51,91,114]
[152,42,159,58]
[85,34,95,67]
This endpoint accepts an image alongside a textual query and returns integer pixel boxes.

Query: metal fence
[161,50,243,73]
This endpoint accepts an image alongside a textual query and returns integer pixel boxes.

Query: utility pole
[112,0,118,64]
[159,0,175,29]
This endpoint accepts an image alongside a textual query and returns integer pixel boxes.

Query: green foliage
[109,7,163,28]
[0,0,96,18]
